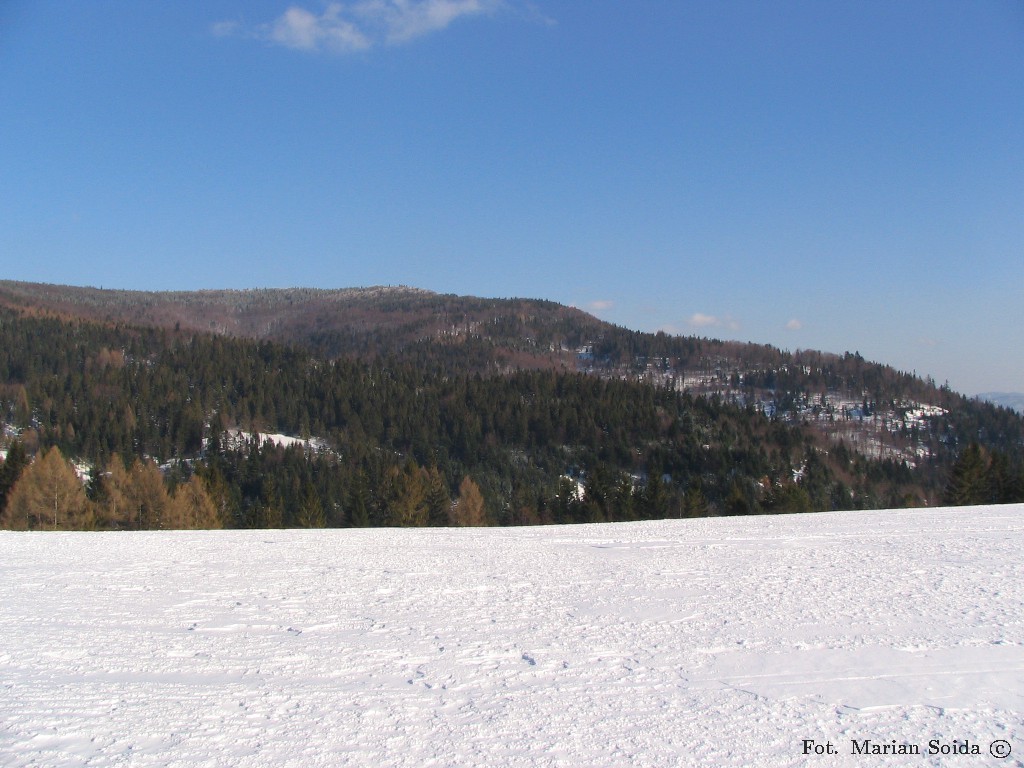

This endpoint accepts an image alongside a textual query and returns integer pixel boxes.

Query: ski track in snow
[1,505,1022,767]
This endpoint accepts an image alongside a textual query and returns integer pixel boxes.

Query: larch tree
[1,446,90,530]
[126,458,171,530]
[451,476,486,527]
[13,385,31,427]
[92,454,131,529]
[170,475,221,529]
[382,461,428,527]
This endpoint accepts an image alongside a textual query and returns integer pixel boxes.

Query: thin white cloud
[588,299,614,312]
[216,1,505,54]
[273,5,372,52]
[785,319,802,331]
[517,1,556,27]
[211,20,240,38]
[355,0,500,44]
[689,312,719,328]
[688,313,740,332]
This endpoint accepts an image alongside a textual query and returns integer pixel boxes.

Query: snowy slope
[1,506,1022,767]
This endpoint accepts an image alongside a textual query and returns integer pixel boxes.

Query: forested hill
[0,281,994,391]
[0,280,595,371]
[0,282,1022,530]
[0,280,1001,399]
[0,280,955,387]
[2,280,1019,459]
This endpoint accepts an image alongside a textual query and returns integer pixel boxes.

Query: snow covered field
[2,506,1022,767]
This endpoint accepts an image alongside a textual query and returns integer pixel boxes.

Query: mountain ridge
[0,279,949,376]
[0,279,988,412]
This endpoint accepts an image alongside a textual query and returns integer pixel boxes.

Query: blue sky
[1,1,1022,395]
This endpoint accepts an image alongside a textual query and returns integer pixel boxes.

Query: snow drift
[2,505,1022,766]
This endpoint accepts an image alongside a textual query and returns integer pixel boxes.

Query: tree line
[944,442,1024,507]
[0,441,493,531]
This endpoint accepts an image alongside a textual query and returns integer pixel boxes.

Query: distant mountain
[977,392,1024,414]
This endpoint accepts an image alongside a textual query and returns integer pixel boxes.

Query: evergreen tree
[425,467,451,527]
[945,443,988,506]
[764,481,812,513]
[510,485,542,526]
[200,466,237,528]
[296,486,326,528]
[642,473,670,519]
[256,475,284,528]
[985,450,1019,504]
[582,464,614,523]
[724,481,752,516]
[683,483,710,518]
[347,470,371,528]
[0,440,29,516]
[612,474,635,522]
[552,476,581,525]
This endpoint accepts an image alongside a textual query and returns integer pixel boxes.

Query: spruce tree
[425,467,451,527]
[0,440,29,516]
[296,486,326,528]
[347,472,371,528]
[945,443,987,506]
[684,483,710,518]
[642,473,670,519]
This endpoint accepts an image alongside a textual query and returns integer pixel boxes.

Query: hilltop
[979,392,1024,414]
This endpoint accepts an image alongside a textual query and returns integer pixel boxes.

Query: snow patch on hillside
[222,428,329,452]
[1,505,1022,766]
